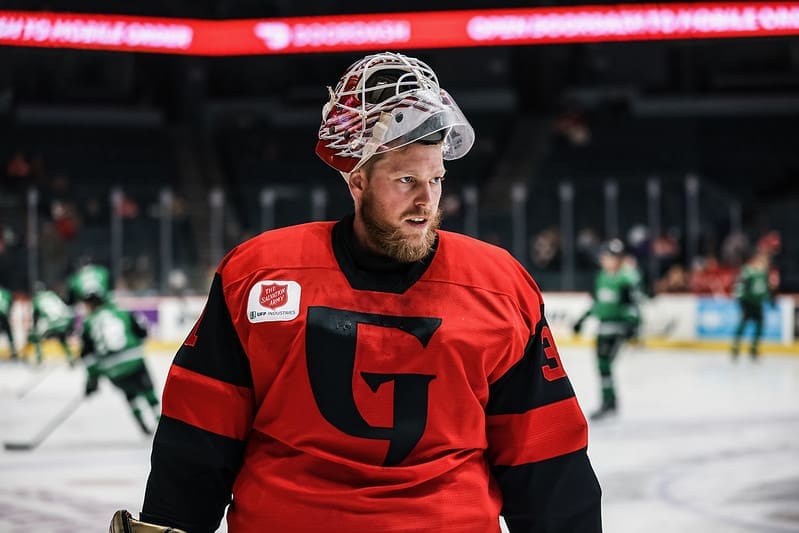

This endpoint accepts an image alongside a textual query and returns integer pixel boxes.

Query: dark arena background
[0,1,798,532]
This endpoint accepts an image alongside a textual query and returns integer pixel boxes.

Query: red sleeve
[142,272,255,533]
[486,301,602,533]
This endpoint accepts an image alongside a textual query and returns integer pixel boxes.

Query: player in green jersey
[0,285,18,360]
[76,270,160,435]
[27,285,76,365]
[573,239,642,420]
[731,253,774,360]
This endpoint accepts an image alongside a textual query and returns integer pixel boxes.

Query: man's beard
[361,191,442,263]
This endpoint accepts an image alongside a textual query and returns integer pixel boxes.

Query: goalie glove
[109,510,187,533]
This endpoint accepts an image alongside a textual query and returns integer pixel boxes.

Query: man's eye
[399,176,413,183]
[432,176,445,184]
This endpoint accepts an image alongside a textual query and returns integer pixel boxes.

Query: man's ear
[348,169,367,201]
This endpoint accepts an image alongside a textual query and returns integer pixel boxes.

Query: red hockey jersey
[142,219,601,532]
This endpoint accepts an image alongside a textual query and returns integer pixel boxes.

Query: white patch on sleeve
[246,280,301,323]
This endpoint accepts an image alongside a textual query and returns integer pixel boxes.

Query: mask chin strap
[348,111,393,177]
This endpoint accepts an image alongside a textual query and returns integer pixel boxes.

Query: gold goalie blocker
[109,510,187,533]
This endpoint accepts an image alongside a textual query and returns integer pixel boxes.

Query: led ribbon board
[0,3,798,55]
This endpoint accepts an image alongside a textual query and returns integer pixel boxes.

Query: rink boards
[1,292,797,358]
[0,292,799,358]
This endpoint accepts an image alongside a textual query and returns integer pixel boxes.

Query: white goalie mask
[315,52,475,178]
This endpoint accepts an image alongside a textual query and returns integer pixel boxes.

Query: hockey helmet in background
[71,264,111,302]
[599,238,625,257]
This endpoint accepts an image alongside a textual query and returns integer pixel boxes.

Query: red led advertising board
[0,3,797,55]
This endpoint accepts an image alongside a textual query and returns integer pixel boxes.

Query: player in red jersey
[138,52,601,532]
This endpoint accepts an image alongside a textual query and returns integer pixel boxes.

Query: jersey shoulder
[597,270,627,285]
[217,222,336,287]
[432,231,542,303]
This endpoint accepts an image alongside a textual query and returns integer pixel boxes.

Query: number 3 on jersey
[540,325,567,382]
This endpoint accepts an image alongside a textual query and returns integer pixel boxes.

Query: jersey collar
[331,214,438,294]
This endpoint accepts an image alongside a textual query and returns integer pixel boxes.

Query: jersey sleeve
[620,281,641,326]
[732,269,746,300]
[141,272,255,532]
[486,301,602,532]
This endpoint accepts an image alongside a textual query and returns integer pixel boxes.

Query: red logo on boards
[259,283,288,309]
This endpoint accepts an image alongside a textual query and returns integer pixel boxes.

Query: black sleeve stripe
[173,273,253,388]
[491,448,602,532]
[142,415,246,533]
[486,316,575,416]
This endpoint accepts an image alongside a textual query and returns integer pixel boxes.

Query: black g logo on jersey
[306,306,440,466]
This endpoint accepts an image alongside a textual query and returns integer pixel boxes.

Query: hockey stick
[16,362,62,399]
[4,393,84,451]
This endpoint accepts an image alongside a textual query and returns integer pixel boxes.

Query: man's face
[352,143,446,262]
[600,253,622,273]
[751,254,768,270]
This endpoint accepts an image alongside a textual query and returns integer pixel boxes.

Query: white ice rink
[1,345,798,533]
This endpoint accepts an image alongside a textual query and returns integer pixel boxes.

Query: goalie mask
[315,52,475,178]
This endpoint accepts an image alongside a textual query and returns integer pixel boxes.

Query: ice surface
[1,345,797,532]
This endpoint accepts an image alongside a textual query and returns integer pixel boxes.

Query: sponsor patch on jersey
[247,280,301,323]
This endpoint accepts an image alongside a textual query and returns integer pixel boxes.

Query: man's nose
[414,183,434,206]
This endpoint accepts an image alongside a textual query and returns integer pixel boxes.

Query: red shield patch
[259,283,288,309]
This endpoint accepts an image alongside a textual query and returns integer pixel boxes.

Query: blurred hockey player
[0,285,18,360]
[27,284,76,365]
[77,276,160,435]
[731,252,775,360]
[574,239,641,420]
